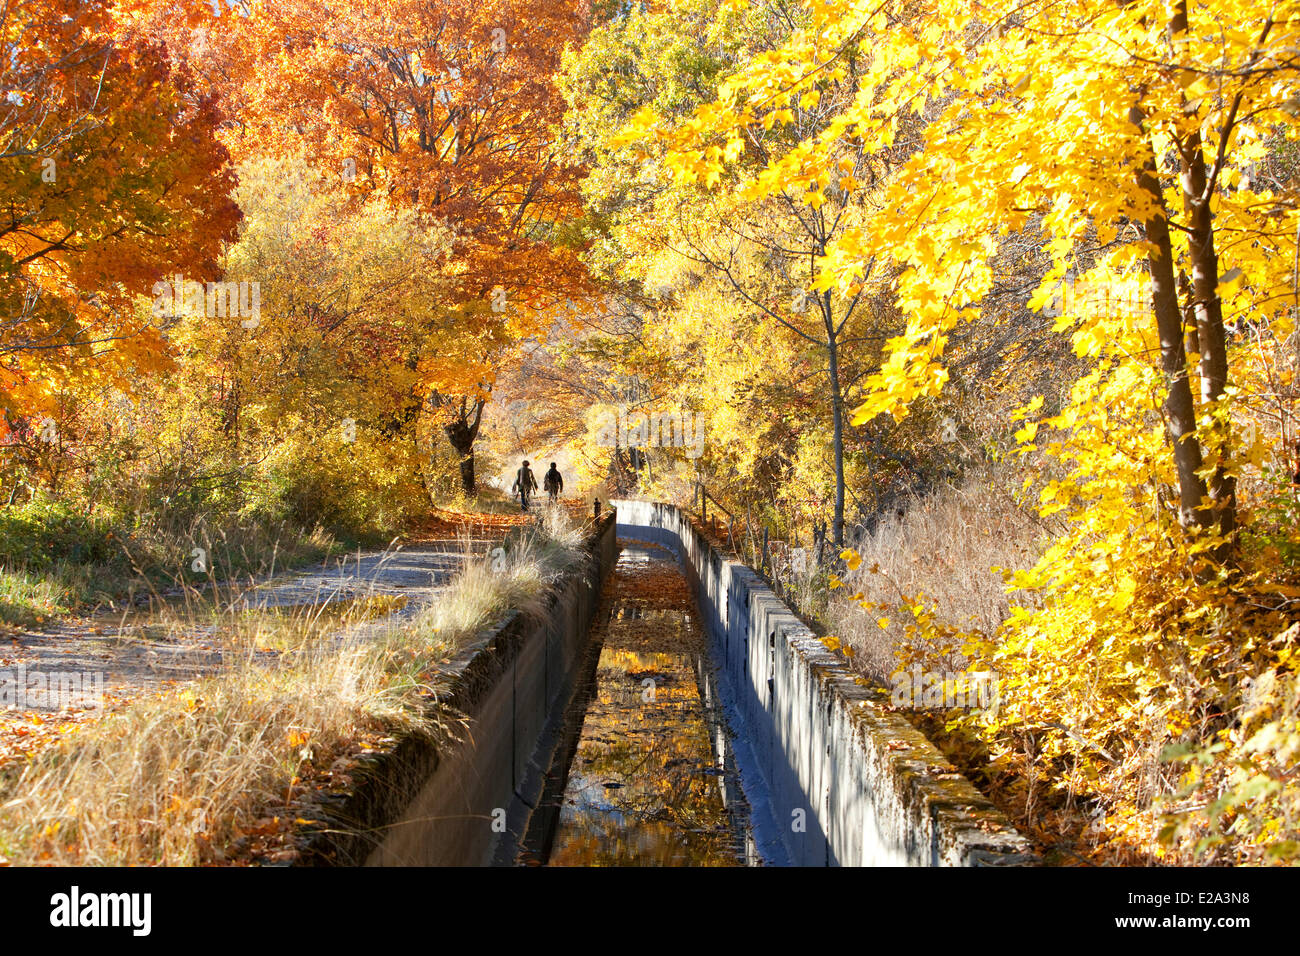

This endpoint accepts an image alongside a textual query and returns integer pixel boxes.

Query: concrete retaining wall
[301,511,618,866]
[613,499,1035,867]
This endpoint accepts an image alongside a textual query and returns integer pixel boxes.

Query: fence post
[746,505,758,567]
[593,498,601,519]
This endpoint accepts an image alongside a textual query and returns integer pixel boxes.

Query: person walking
[513,459,538,511]
[543,462,563,503]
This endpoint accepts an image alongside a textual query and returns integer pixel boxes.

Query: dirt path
[0,526,515,768]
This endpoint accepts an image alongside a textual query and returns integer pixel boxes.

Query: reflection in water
[531,543,758,866]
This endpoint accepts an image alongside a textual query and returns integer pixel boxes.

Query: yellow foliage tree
[624,0,1300,861]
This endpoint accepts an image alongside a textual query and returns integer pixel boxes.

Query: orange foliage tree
[224,0,593,492]
[0,0,239,429]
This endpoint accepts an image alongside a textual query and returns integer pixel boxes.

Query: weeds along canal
[519,541,761,866]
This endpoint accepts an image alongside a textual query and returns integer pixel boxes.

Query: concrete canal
[322,503,1033,867]
[519,542,761,866]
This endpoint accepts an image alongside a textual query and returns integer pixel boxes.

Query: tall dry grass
[826,468,1061,682]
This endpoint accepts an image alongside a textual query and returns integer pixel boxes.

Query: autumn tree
[224,0,593,493]
[149,153,453,530]
[566,0,925,544]
[621,0,1300,861]
[0,0,239,428]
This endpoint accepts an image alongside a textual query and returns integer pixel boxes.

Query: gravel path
[1,538,498,708]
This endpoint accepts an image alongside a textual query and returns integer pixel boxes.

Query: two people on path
[512,460,563,510]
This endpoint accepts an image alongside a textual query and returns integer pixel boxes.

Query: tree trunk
[1129,103,1211,535]
[825,290,847,547]
[1174,0,1237,556]
[444,419,476,495]
[442,397,485,496]
[1180,140,1237,551]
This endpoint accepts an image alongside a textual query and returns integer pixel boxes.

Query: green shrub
[0,496,120,570]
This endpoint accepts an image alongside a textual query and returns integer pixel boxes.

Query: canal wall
[612,499,1035,867]
[301,510,619,866]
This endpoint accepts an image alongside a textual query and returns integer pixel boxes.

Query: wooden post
[746,504,758,566]
[593,498,601,519]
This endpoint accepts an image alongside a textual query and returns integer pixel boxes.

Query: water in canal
[520,541,760,866]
